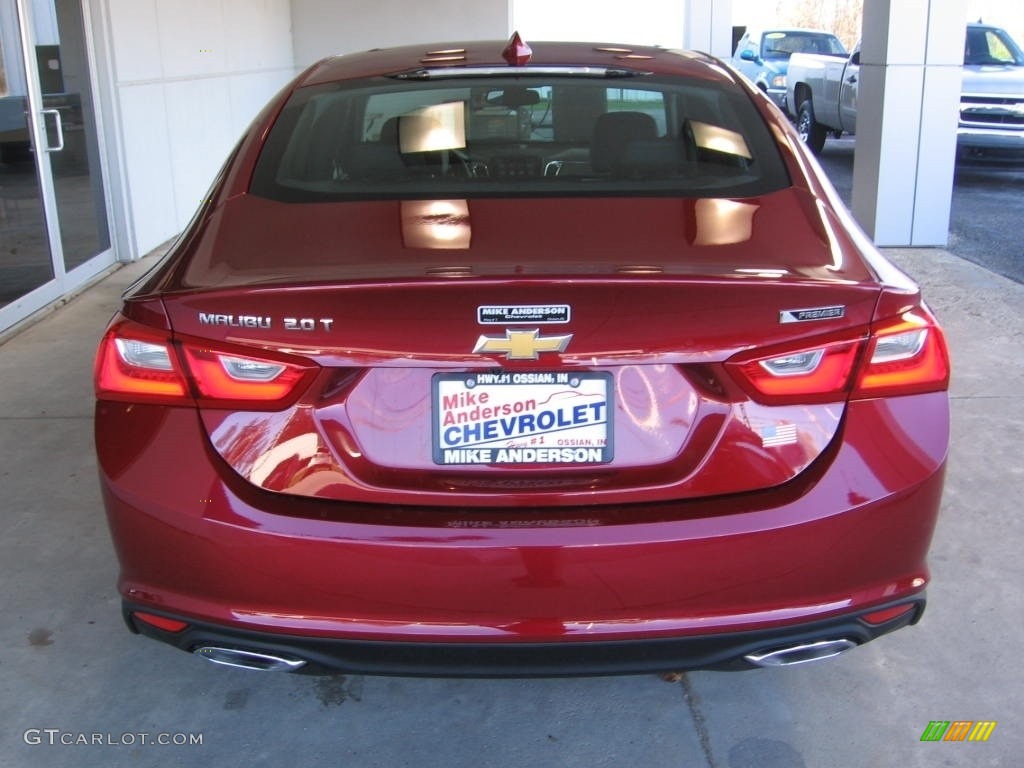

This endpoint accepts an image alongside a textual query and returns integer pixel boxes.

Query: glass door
[37,0,111,274]
[0,0,113,333]
[0,0,58,319]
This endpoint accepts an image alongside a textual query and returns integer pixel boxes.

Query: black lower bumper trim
[123,598,925,677]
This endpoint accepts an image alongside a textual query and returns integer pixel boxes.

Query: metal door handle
[846,75,857,84]
[41,108,64,152]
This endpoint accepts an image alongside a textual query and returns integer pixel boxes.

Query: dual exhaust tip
[194,646,307,672]
[192,637,858,673]
[744,638,857,668]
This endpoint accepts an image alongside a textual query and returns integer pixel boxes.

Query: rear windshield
[250,75,790,202]
[760,31,846,59]
[964,26,1024,66]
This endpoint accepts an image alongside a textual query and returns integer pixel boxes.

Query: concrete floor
[0,247,1021,767]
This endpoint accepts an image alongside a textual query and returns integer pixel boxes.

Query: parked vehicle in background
[959,23,1024,160]
[785,44,860,153]
[731,28,846,113]
[787,23,1024,159]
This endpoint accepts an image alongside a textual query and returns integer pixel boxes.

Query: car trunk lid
[153,190,882,506]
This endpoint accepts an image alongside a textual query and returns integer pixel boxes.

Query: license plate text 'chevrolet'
[433,372,612,465]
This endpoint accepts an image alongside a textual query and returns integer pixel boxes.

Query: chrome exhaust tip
[193,646,307,672]
[744,638,857,668]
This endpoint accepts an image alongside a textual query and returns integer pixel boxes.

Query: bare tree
[775,0,863,51]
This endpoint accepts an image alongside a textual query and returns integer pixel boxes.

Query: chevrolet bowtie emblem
[472,329,573,360]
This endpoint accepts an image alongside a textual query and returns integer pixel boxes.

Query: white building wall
[512,0,685,48]
[681,0,733,58]
[290,0,510,67]
[103,0,296,258]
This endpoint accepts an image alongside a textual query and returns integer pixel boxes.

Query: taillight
[853,311,950,398]
[95,320,189,404]
[95,316,317,409]
[729,337,863,404]
[179,346,314,406]
[726,309,949,405]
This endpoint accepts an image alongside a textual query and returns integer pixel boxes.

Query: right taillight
[726,309,949,405]
[95,315,318,409]
[852,310,950,398]
[728,337,863,404]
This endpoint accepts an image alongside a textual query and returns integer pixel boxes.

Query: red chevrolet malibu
[94,35,950,675]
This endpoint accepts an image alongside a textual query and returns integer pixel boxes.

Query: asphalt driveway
[818,136,1024,285]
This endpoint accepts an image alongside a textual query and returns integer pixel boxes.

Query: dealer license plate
[432,371,613,466]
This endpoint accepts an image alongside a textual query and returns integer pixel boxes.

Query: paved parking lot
[818,137,1024,284]
[1,241,1021,766]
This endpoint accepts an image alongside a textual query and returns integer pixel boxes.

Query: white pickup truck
[786,22,1024,159]
[785,46,858,154]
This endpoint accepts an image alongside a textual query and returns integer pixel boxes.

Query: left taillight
[95,318,189,404]
[94,316,317,409]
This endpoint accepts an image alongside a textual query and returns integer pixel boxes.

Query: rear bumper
[124,597,925,676]
[97,391,949,672]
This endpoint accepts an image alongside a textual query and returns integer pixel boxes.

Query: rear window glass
[760,32,846,59]
[250,75,790,202]
[964,26,1024,66]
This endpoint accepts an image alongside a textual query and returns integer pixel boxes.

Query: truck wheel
[797,101,827,155]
